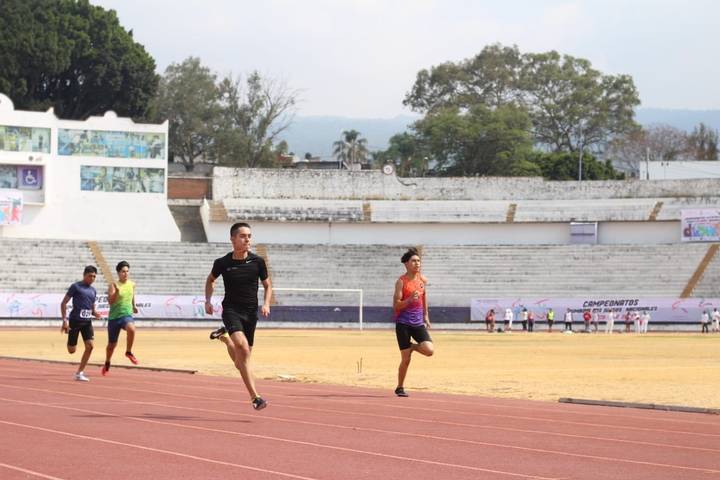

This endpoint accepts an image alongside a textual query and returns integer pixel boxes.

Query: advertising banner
[0,293,224,320]
[0,189,22,225]
[470,296,719,324]
[682,209,720,242]
[80,166,165,193]
[59,129,166,159]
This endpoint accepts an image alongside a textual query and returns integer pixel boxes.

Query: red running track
[0,358,718,479]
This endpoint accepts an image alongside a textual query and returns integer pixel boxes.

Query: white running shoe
[74,372,90,382]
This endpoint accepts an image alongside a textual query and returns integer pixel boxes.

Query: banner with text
[471,296,720,323]
[682,208,720,242]
[0,293,226,319]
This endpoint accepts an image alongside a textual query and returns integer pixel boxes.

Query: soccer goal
[265,287,365,331]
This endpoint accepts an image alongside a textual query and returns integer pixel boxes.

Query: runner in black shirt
[205,222,272,410]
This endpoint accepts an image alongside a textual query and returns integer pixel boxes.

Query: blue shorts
[108,315,134,343]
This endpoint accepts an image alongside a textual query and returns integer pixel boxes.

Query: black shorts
[67,321,94,347]
[395,323,432,350]
[222,305,259,346]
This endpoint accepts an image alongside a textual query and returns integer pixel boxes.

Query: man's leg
[397,347,413,390]
[228,331,259,400]
[78,340,94,374]
[219,334,236,362]
[125,323,136,353]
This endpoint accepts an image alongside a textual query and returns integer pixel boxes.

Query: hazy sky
[93,0,719,118]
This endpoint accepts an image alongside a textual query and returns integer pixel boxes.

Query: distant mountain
[279,109,720,160]
[636,108,720,132]
[278,114,417,159]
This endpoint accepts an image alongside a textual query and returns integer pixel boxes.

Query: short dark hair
[115,260,130,272]
[83,265,97,275]
[401,247,420,263]
[230,222,251,236]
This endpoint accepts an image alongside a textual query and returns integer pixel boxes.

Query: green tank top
[109,280,135,320]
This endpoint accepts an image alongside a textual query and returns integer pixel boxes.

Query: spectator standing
[527,309,535,332]
[564,309,573,332]
[605,310,616,334]
[583,310,592,333]
[504,308,514,332]
[546,308,555,333]
[485,309,496,333]
[641,311,651,333]
[701,310,710,333]
[521,307,529,331]
[712,308,720,333]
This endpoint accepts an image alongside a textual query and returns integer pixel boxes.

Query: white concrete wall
[639,160,720,180]
[0,93,180,241]
[204,219,571,245]
[213,167,720,201]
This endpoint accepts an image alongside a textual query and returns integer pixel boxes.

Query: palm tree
[332,129,369,166]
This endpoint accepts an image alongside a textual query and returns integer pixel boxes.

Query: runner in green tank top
[102,260,139,376]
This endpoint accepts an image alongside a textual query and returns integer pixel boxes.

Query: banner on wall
[0,293,224,319]
[470,297,719,324]
[59,129,166,159]
[0,125,50,153]
[80,166,165,193]
[682,209,720,242]
[0,189,22,225]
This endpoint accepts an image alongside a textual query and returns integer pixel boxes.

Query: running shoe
[394,387,409,397]
[101,362,110,376]
[125,351,139,365]
[74,372,90,382]
[252,396,268,410]
[209,326,227,340]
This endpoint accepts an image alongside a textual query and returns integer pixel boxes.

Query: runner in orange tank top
[393,247,434,397]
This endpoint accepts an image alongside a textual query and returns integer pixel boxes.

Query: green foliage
[687,123,719,160]
[0,0,158,119]
[153,57,220,169]
[155,58,297,170]
[332,129,369,165]
[403,43,640,154]
[373,132,429,177]
[213,71,297,168]
[526,151,624,180]
[413,104,533,176]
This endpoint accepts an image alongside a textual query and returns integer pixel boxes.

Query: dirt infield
[1,327,719,408]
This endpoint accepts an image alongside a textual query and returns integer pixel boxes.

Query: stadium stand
[1,239,716,308]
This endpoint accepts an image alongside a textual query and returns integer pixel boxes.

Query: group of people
[484,307,658,334]
[62,222,435,411]
[700,308,720,333]
[61,261,138,382]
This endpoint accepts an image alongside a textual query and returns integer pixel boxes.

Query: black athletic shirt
[211,252,268,308]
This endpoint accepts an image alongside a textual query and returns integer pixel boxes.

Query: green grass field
[2,327,719,408]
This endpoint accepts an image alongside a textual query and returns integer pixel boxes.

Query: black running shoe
[252,396,268,410]
[209,326,226,340]
[394,387,409,397]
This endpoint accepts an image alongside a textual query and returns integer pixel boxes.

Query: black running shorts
[395,322,432,350]
[222,305,259,346]
[67,321,94,347]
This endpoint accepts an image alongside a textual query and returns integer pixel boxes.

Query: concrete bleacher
[691,249,720,298]
[214,196,720,224]
[0,238,101,293]
[420,243,713,306]
[2,239,716,311]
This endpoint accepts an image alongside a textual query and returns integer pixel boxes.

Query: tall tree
[403,44,640,154]
[687,123,719,160]
[153,57,221,171]
[0,0,158,119]
[333,130,369,166]
[213,72,297,168]
[520,51,640,152]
